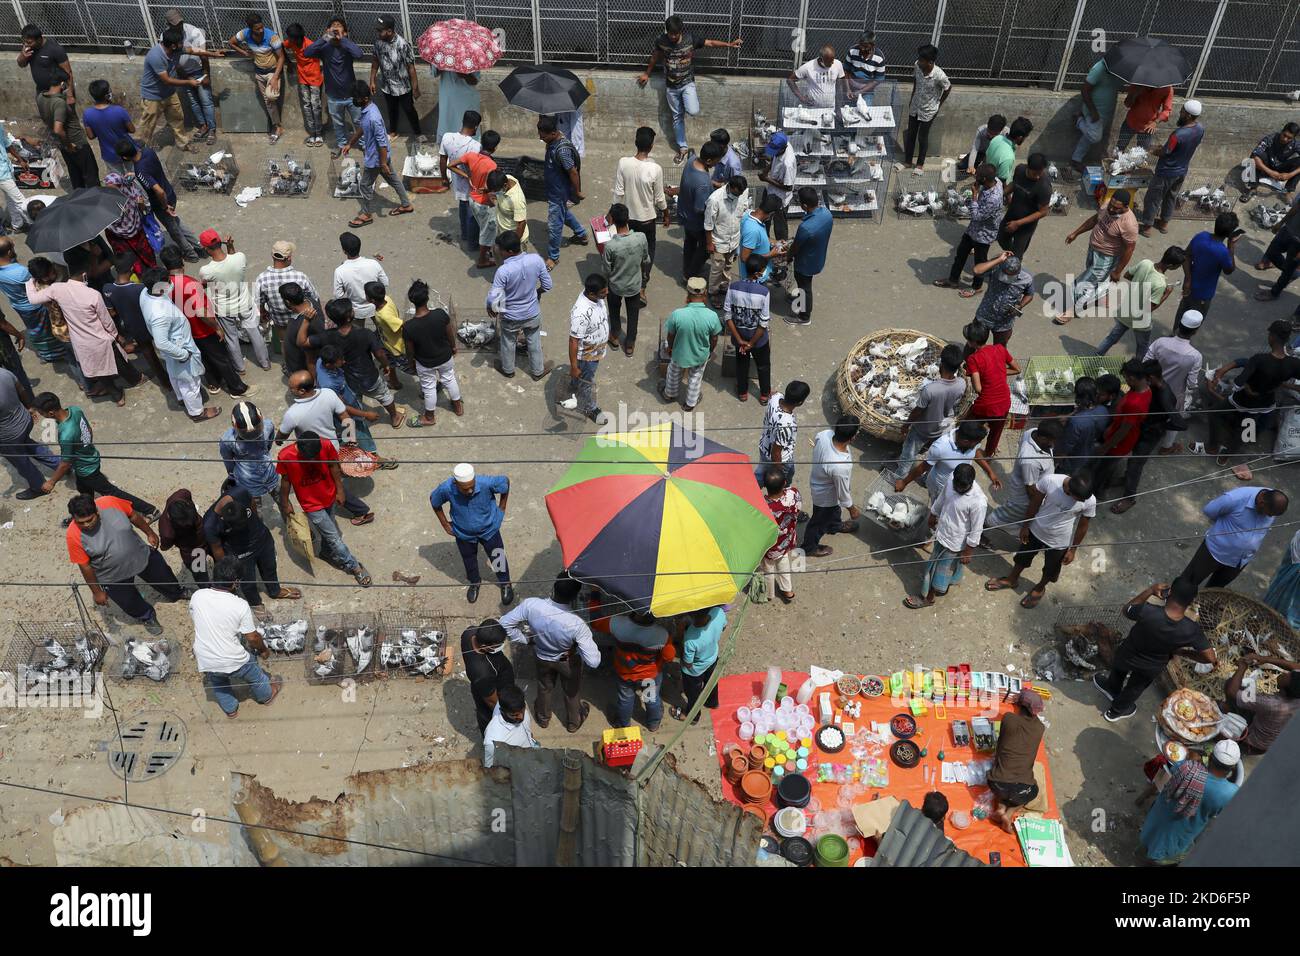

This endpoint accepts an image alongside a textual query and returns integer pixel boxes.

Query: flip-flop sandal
[270,587,302,600]
[985,579,1014,592]
[1020,591,1045,609]
[1232,465,1253,481]
[349,217,373,228]
[353,568,373,587]
[958,288,978,298]
[391,412,407,429]
[737,392,749,402]
[267,675,284,704]
[406,417,433,428]
[903,596,932,609]
[350,513,376,526]
[670,706,687,721]
[1052,315,1073,325]
[933,279,959,289]
[1110,498,1137,514]
[388,206,415,217]
[379,459,399,470]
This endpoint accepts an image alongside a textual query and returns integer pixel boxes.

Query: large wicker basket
[835,328,973,443]
[1162,587,1300,695]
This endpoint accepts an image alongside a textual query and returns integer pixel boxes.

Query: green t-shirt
[602,231,649,299]
[1085,59,1123,125]
[664,302,722,368]
[1118,259,1167,330]
[986,134,1017,183]
[57,407,101,477]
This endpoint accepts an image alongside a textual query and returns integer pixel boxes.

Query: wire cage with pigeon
[450,297,511,352]
[1,621,109,690]
[492,156,548,203]
[306,612,378,685]
[328,155,366,200]
[105,636,179,683]
[255,618,310,657]
[376,611,451,678]
[173,141,239,195]
[263,153,314,199]
[893,167,949,220]
[860,468,930,544]
[1171,182,1236,221]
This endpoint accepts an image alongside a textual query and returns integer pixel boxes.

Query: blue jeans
[185,82,216,131]
[458,199,480,245]
[205,657,273,716]
[896,428,932,475]
[497,313,544,376]
[574,358,599,413]
[665,81,699,152]
[615,671,664,728]
[305,505,359,572]
[0,424,59,491]
[327,96,361,149]
[1096,321,1150,358]
[546,198,586,261]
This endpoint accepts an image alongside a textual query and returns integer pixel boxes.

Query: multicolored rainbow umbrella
[545,421,778,616]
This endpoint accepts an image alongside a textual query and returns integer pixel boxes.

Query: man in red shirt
[1091,358,1151,497]
[1117,84,1173,151]
[962,321,1020,456]
[162,245,247,396]
[276,431,372,586]
[450,135,500,269]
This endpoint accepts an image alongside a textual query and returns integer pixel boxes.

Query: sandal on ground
[349,216,373,228]
[379,459,399,470]
[350,512,376,526]
[1232,464,1254,481]
[903,596,933,609]
[389,205,415,217]
[932,279,960,289]
[1052,314,1073,325]
[957,288,979,298]
[1020,590,1045,609]
[407,416,434,427]
[352,566,373,587]
[270,586,302,600]
[266,675,284,704]
[736,391,749,402]
[985,579,1014,592]
[670,706,687,721]
[190,406,222,422]
[1110,497,1137,514]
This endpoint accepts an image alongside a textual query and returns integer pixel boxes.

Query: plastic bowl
[777,771,812,808]
[815,833,850,867]
[773,806,809,838]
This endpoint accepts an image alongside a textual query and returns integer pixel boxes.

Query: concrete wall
[5,54,1297,177]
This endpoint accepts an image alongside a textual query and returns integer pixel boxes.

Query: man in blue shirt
[430,462,514,606]
[1179,486,1289,588]
[227,13,285,144]
[1140,100,1205,237]
[82,80,135,175]
[114,138,202,261]
[709,128,742,184]
[788,186,833,325]
[537,114,587,271]
[487,231,553,381]
[739,193,778,280]
[138,26,197,152]
[676,140,722,282]
[1181,212,1238,320]
[341,82,413,228]
[304,18,363,156]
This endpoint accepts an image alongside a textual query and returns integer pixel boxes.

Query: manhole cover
[105,710,187,781]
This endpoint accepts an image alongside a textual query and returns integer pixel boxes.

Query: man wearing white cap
[1139,100,1204,237]
[429,463,515,606]
[1139,738,1239,865]
[1144,311,1203,455]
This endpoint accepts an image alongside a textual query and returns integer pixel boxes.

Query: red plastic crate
[603,738,643,767]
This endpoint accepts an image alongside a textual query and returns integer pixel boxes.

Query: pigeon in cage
[121,639,172,681]
[1049,191,1070,212]
[456,320,497,347]
[346,627,374,672]
[334,158,363,198]
[42,637,71,670]
[74,633,100,668]
[314,646,339,678]
[1110,146,1151,175]
[258,619,307,653]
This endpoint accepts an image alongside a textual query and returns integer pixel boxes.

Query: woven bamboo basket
[1162,587,1300,695]
[835,328,973,443]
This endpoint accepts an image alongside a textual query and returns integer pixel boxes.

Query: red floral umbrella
[417,19,502,73]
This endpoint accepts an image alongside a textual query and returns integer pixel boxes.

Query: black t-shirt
[282,311,314,374]
[309,325,383,391]
[1236,352,1300,409]
[1139,381,1176,440]
[654,32,707,88]
[102,282,148,344]
[460,627,515,705]
[27,39,69,91]
[1005,164,1052,223]
[202,487,270,555]
[1117,603,1209,673]
[404,309,454,369]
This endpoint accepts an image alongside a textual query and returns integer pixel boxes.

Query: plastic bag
[1274,406,1300,462]
[141,212,165,254]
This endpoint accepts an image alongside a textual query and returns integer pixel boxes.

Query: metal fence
[7,0,1300,98]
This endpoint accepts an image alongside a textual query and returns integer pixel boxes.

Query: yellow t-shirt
[373,296,404,355]
[495,177,529,243]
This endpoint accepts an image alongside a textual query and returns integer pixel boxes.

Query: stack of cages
[264,153,315,199]
[775,79,893,224]
[3,621,109,696]
[173,139,239,195]
[376,610,451,678]
[305,612,378,685]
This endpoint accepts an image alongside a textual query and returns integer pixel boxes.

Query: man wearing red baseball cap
[199,229,269,373]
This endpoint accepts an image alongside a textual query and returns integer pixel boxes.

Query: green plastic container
[815,833,850,867]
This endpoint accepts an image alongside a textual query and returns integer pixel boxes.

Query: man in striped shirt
[846,32,886,91]
[722,255,771,402]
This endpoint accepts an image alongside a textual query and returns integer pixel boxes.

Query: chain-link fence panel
[1196,0,1292,96]
[605,0,664,66]
[862,0,939,75]
[934,0,1011,79]
[81,0,150,46]
[801,0,866,68]
[1143,0,1218,93]
[736,0,798,71]
[538,0,597,63]
[406,0,472,62]
[0,4,25,49]
[1261,2,1300,95]
[270,0,340,44]
[342,0,405,51]
[16,1,94,46]
[143,2,213,46]
[1059,0,1148,89]
[989,0,1076,84]
[467,0,534,62]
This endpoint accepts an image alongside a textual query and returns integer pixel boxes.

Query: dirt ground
[0,134,1294,866]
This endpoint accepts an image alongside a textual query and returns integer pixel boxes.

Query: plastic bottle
[795,676,817,705]
[762,666,782,703]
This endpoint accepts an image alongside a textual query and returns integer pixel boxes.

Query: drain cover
[106,710,187,781]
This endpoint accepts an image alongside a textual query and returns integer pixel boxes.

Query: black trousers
[383,91,422,135]
[682,659,719,713]
[1012,530,1067,582]
[607,293,641,345]
[793,270,814,320]
[1121,436,1160,497]
[534,653,584,729]
[61,145,100,189]
[629,219,657,288]
[949,233,991,288]
[1098,659,1161,714]
[1089,453,1125,500]
[904,114,934,166]
[734,339,771,397]
[682,228,708,281]
[1178,540,1245,589]
[195,333,246,395]
[771,205,789,241]
[236,533,283,607]
[74,467,156,517]
[802,504,842,552]
[85,344,142,402]
[997,220,1038,258]
[102,547,183,622]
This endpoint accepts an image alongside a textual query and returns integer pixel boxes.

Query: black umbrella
[1102,37,1191,88]
[26,187,128,253]
[499,65,589,114]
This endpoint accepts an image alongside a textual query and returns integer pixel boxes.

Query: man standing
[906,463,986,609]
[462,619,514,734]
[482,684,540,767]
[636,16,742,165]
[984,116,1032,185]
[439,109,481,246]
[756,380,809,485]
[803,414,861,560]
[602,203,651,354]
[660,277,721,412]
[0,367,59,499]
[901,45,950,174]
[538,114,586,271]
[331,231,388,325]
[162,246,246,396]
[342,82,414,226]
[677,140,722,281]
[448,131,499,268]
[723,253,771,403]
[403,280,462,425]
[611,127,670,304]
[982,419,1059,544]
[430,462,514,606]
[997,154,1051,259]
[1090,357,1151,496]
[199,231,269,373]
[1254,190,1300,303]
[254,240,319,354]
[739,194,779,280]
[609,611,675,731]
[788,187,832,324]
[1140,100,1204,237]
[1061,193,1138,320]
[36,78,97,188]
[972,252,1034,346]
[139,267,221,422]
[1069,58,1123,175]
[1093,247,1182,356]
[845,31,886,91]
[227,14,285,144]
[985,471,1096,610]
[896,344,966,472]
[275,370,353,448]
[82,80,135,176]
[218,401,280,509]
[138,26,198,151]
[304,18,363,157]
[1095,579,1214,721]
[787,44,845,108]
[757,132,795,240]
[300,299,404,428]
[276,431,372,586]
[567,274,609,423]
[66,493,181,634]
[1144,312,1203,455]
[1178,487,1289,588]
[167,8,222,146]
[18,24,74,108]
[115,137,203,262]
[501,573,599,732]
[934,163,1002,293]
[190,555,284,716]
[1117,82,1173,151]
[1181,212,1239,320]
[370,15,421,138]
[896,420,1000,503]
[704,174,750,311]
[203,481,300,609]
[282,23,325,147]
[487,231,552,381]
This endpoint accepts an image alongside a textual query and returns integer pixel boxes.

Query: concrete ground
[0,133,1295,866]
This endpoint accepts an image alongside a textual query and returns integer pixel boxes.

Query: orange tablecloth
[710,671,1060,866]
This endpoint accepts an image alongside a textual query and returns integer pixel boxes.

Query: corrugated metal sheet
[865,801,986,868]
[52,803,258,867]
[637,750,764,867]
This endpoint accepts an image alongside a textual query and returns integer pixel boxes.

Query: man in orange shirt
[609,609,676,731]
[283,23,325,146]
[450,133,500,269]
[162,245,247,396]
[1117,84,1173,152]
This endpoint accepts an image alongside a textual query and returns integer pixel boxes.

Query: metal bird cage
[263,153,315,199]
[328,155,366,200]
[1,621,109,693]
[103,636,183,684]
[860,468,930,545]
[493,155,548,202]
[305,612,378,685]
[173,139,239,195]
[376,611,451,678]
[449,296,504,352]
